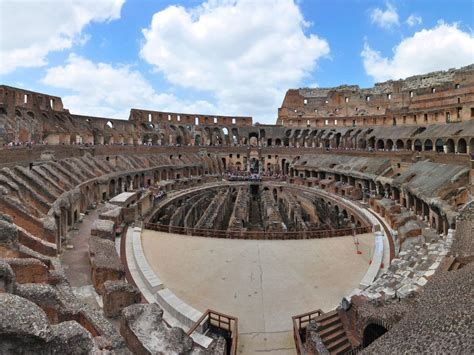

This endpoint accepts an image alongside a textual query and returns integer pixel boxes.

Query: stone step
[315,310,339,329]
[327,336,350,352]
[330,341,352,355]
[450,262,461,271]
[319,323,344,338]
[322,328,346,345]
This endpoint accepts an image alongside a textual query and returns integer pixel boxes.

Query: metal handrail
[292,309,323,354]
[144,222,372,240]
[187,309,238,355]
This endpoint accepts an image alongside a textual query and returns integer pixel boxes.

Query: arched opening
[423,139,433,151]
[368,137,375,149]
[386,139,393,151]
[249,132,259,146]
[446,139,455,153]
[457,138,467,154]
[406,139,412,151]
[469,138,474,154]
[176,136,183,145]
[363,324,388,348]
[435,138,444,153]
[267,138,272,146]
[414,139,422,152]
[334,133,341,148]
[275,138,282,146]
[194,134,201,146]
[376,139,384,150]
[395,139,404,150]
[109,179,116,197]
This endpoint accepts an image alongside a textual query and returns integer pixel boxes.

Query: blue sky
[1,0,473,123]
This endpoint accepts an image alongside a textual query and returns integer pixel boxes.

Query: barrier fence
[187,309,238,355]
[144,222,372,240]
[292,309,323,354]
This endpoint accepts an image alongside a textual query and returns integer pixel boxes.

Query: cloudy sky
[1,0,473,123]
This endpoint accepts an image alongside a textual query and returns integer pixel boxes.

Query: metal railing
[187,309,238,355]
[144,222,372,240]
[292,309,323,354]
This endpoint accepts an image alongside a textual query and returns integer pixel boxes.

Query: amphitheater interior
[0,65,473,355]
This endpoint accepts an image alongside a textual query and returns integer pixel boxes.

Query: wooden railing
[144,222,372,240]
[292,309,323,354]
[187,309,238,355]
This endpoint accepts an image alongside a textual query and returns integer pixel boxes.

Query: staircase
[443,256,465,271]
[314,310,352,355]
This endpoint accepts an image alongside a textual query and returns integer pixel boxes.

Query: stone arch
[395,139,404,150]
[249,132,259,146]
[363,323,388,348]
[423,139,433,151]
[414,139,422,152]
[469,138,474,154]
[457,138,467,154]
[109,179,116,197]
[194,134,201,146]
[334,132,342,148]
[368,137,375,149]
[222,127,230,145]
[435,138,444,153]
[341,209,348,220]
[386,139,393,151]
[446,138,455,153]
[213,127,223,145]
[376,139,384,150]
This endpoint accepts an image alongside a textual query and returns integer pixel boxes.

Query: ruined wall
[278,65,474,128]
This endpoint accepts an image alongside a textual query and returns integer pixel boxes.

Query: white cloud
[42,54,217,119]
[140,0,329,122]
[0,0,125,74]
[369,2,399,29]
[362,22,474,82]
[406,14,422,27]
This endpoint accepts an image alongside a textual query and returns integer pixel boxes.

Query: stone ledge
[359,231,384,289]
[132,227,163,292]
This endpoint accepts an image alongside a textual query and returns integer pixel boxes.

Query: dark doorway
[363,324,388,348]
[250,184,259,196]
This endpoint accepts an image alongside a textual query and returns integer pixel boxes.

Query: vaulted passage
[363,324,388,348]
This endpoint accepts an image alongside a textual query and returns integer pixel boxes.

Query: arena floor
[142,230,375,354]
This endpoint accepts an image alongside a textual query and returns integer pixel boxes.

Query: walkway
[60,207,103,310]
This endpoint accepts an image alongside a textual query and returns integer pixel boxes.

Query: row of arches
[290,166,454,236]
[366,137,472,154]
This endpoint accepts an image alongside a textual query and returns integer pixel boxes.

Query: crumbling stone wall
[102,280,141,318]
[278,65,474,128]
[89,237,125,294]
[120,303,226,355]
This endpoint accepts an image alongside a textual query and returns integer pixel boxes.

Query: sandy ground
[142,231,374,354]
